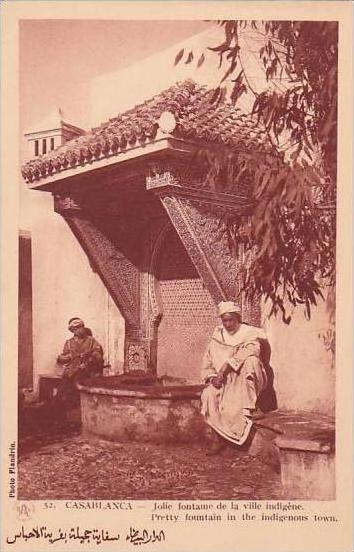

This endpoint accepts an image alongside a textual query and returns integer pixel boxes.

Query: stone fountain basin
[77,375,208,443]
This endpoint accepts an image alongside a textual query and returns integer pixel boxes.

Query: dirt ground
[18,421,282,501]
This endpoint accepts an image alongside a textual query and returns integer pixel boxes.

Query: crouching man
[56,317,104,405]
[201,301,268,455]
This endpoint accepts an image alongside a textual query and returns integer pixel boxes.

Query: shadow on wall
[257,338,278,413]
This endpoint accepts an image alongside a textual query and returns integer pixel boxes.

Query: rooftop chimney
[24,109,85,161]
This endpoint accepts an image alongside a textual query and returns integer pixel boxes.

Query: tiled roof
[22,80,273,184]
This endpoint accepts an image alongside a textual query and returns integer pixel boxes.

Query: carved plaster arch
[148,221,171,324]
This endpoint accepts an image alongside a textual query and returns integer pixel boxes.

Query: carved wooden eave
[25,134,192,192]
[146,172,250,212]
[23,133,261,200]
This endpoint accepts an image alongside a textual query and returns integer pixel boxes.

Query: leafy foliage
[177,21,337,323]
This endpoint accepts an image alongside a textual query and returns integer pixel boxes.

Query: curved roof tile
[22,79,273,184]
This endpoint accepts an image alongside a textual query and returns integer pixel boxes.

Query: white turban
[217,301,241,317]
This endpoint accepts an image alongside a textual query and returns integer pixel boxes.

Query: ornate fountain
[22,80,269,443]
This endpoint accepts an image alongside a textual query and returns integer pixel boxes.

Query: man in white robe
[201,301,269,455]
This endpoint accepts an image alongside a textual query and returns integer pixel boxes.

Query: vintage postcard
[1,1,353,551]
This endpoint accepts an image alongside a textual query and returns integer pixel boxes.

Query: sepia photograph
[17,17,337,504]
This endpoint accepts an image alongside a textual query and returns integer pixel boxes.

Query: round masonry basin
[77,375,208,444]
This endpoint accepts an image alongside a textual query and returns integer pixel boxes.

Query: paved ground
[18,421,281,501]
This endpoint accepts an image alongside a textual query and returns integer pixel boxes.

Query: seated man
[56,317,104,405]
[201,301,269,455]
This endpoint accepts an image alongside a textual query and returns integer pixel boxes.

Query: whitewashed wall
[19,187,125,390]
[263,298,334,415]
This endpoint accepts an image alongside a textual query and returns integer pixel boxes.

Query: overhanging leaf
[174,49,184,66]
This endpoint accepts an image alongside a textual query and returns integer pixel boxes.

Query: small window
[42,139,47,155]
[34,140,39,156]
[50,137,55,151]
